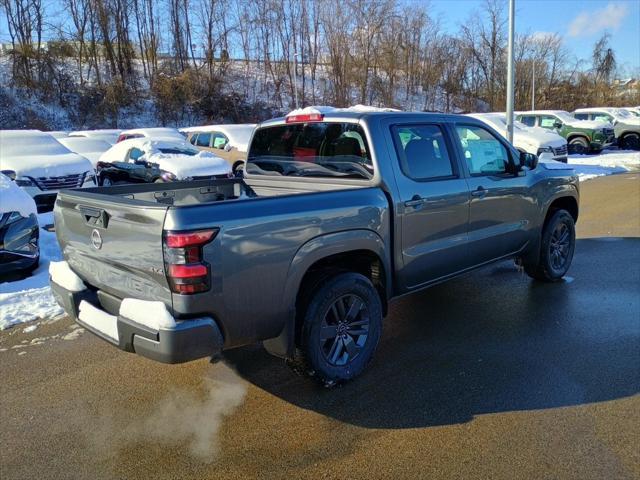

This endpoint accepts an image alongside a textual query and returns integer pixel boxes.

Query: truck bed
[69,177,366,207]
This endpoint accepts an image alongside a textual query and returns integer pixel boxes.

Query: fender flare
[263,229,391,359]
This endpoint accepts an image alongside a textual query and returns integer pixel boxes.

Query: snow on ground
[540,149,639,181]
[566,149,640,181]
[0,212,64,329]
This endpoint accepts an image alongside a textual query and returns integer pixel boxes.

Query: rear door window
[247,122,373,180]
[519,116,536,127]
[195,132,212,147]
[391,125,455,180]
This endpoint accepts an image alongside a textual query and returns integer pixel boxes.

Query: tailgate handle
[79,206,110,228]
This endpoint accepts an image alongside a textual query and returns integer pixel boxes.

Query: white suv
[0,130,96,212]
[467,113,569,162]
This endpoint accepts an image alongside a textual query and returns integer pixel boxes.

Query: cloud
[568,2,629,37]
[531,31,559,41]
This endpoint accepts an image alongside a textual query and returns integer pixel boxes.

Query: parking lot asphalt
[1,173,639,480]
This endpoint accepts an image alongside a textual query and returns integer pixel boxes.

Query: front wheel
[524,209,576,282]
[569,137,589,155]
[298,272,382,385]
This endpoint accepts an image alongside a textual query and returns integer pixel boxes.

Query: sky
[1,0,638,74]
[428,0,640,74]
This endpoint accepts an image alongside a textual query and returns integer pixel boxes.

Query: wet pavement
[1,173,639,479]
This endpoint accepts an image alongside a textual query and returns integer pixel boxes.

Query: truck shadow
[224,237,640,429]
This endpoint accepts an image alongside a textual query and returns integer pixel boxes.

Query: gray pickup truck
[51,111,579,384]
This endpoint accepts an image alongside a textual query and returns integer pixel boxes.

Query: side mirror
[1,169,17,180]
[520,151,538,170]
[553,121,563,129]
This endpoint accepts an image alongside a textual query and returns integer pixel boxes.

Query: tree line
[1,0,638,128]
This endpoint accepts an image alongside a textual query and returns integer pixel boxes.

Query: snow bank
[78,300,119,341]
[0,212,64,329]
[538,149,639,181]
[119,298,176,330]
[0,174,37,217]
[49,261,86,292]
[568,150,640,170]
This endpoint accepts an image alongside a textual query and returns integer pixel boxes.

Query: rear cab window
[246,122,373,180]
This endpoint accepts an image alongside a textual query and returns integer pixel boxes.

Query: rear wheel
[620,133,640,151]
[569,137,589,154]
[232,161,244,176]
[524,209,575,282]
[295,272,382,386]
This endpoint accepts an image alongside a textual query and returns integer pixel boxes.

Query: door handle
[404,195,424,208]
[471,187,487,198]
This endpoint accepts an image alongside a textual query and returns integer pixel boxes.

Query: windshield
[613,109,633,119]
[158,147,198,156]
[247,122,373,180]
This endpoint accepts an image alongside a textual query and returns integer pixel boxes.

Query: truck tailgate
[53,191,171,306]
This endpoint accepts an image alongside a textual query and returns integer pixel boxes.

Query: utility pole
[293,52,300,110]
[531,59,536,110]
[506,0,515,143]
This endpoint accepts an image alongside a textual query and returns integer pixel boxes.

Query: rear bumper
[50,279,224,364]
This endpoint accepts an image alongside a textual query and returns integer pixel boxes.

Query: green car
[517,110,615,154]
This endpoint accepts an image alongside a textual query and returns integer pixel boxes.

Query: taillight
[163,229,218,294]
[116,134,126,143]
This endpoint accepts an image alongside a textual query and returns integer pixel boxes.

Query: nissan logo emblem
[91,229,103,250]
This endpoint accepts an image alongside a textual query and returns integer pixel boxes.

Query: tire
[620,133,640,151]
[296,272,382,386]
[568,137,589,154]
[101,176,113,187]
[232,161,244,175]
[524,209,575,282]
[24,256,40,275]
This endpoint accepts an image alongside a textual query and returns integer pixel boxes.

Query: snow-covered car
[516,110,615,154]
[57,136,112,167]
[0,173,39,277]
[467,112,568,162]
[116,127,184,143]
[47,131,70,139]
[0,130,96,212]
[68,129,121,145]
[96,138,231,185]
[573,107,640,150]
[623,107,640,117]
[182,124,256,173]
